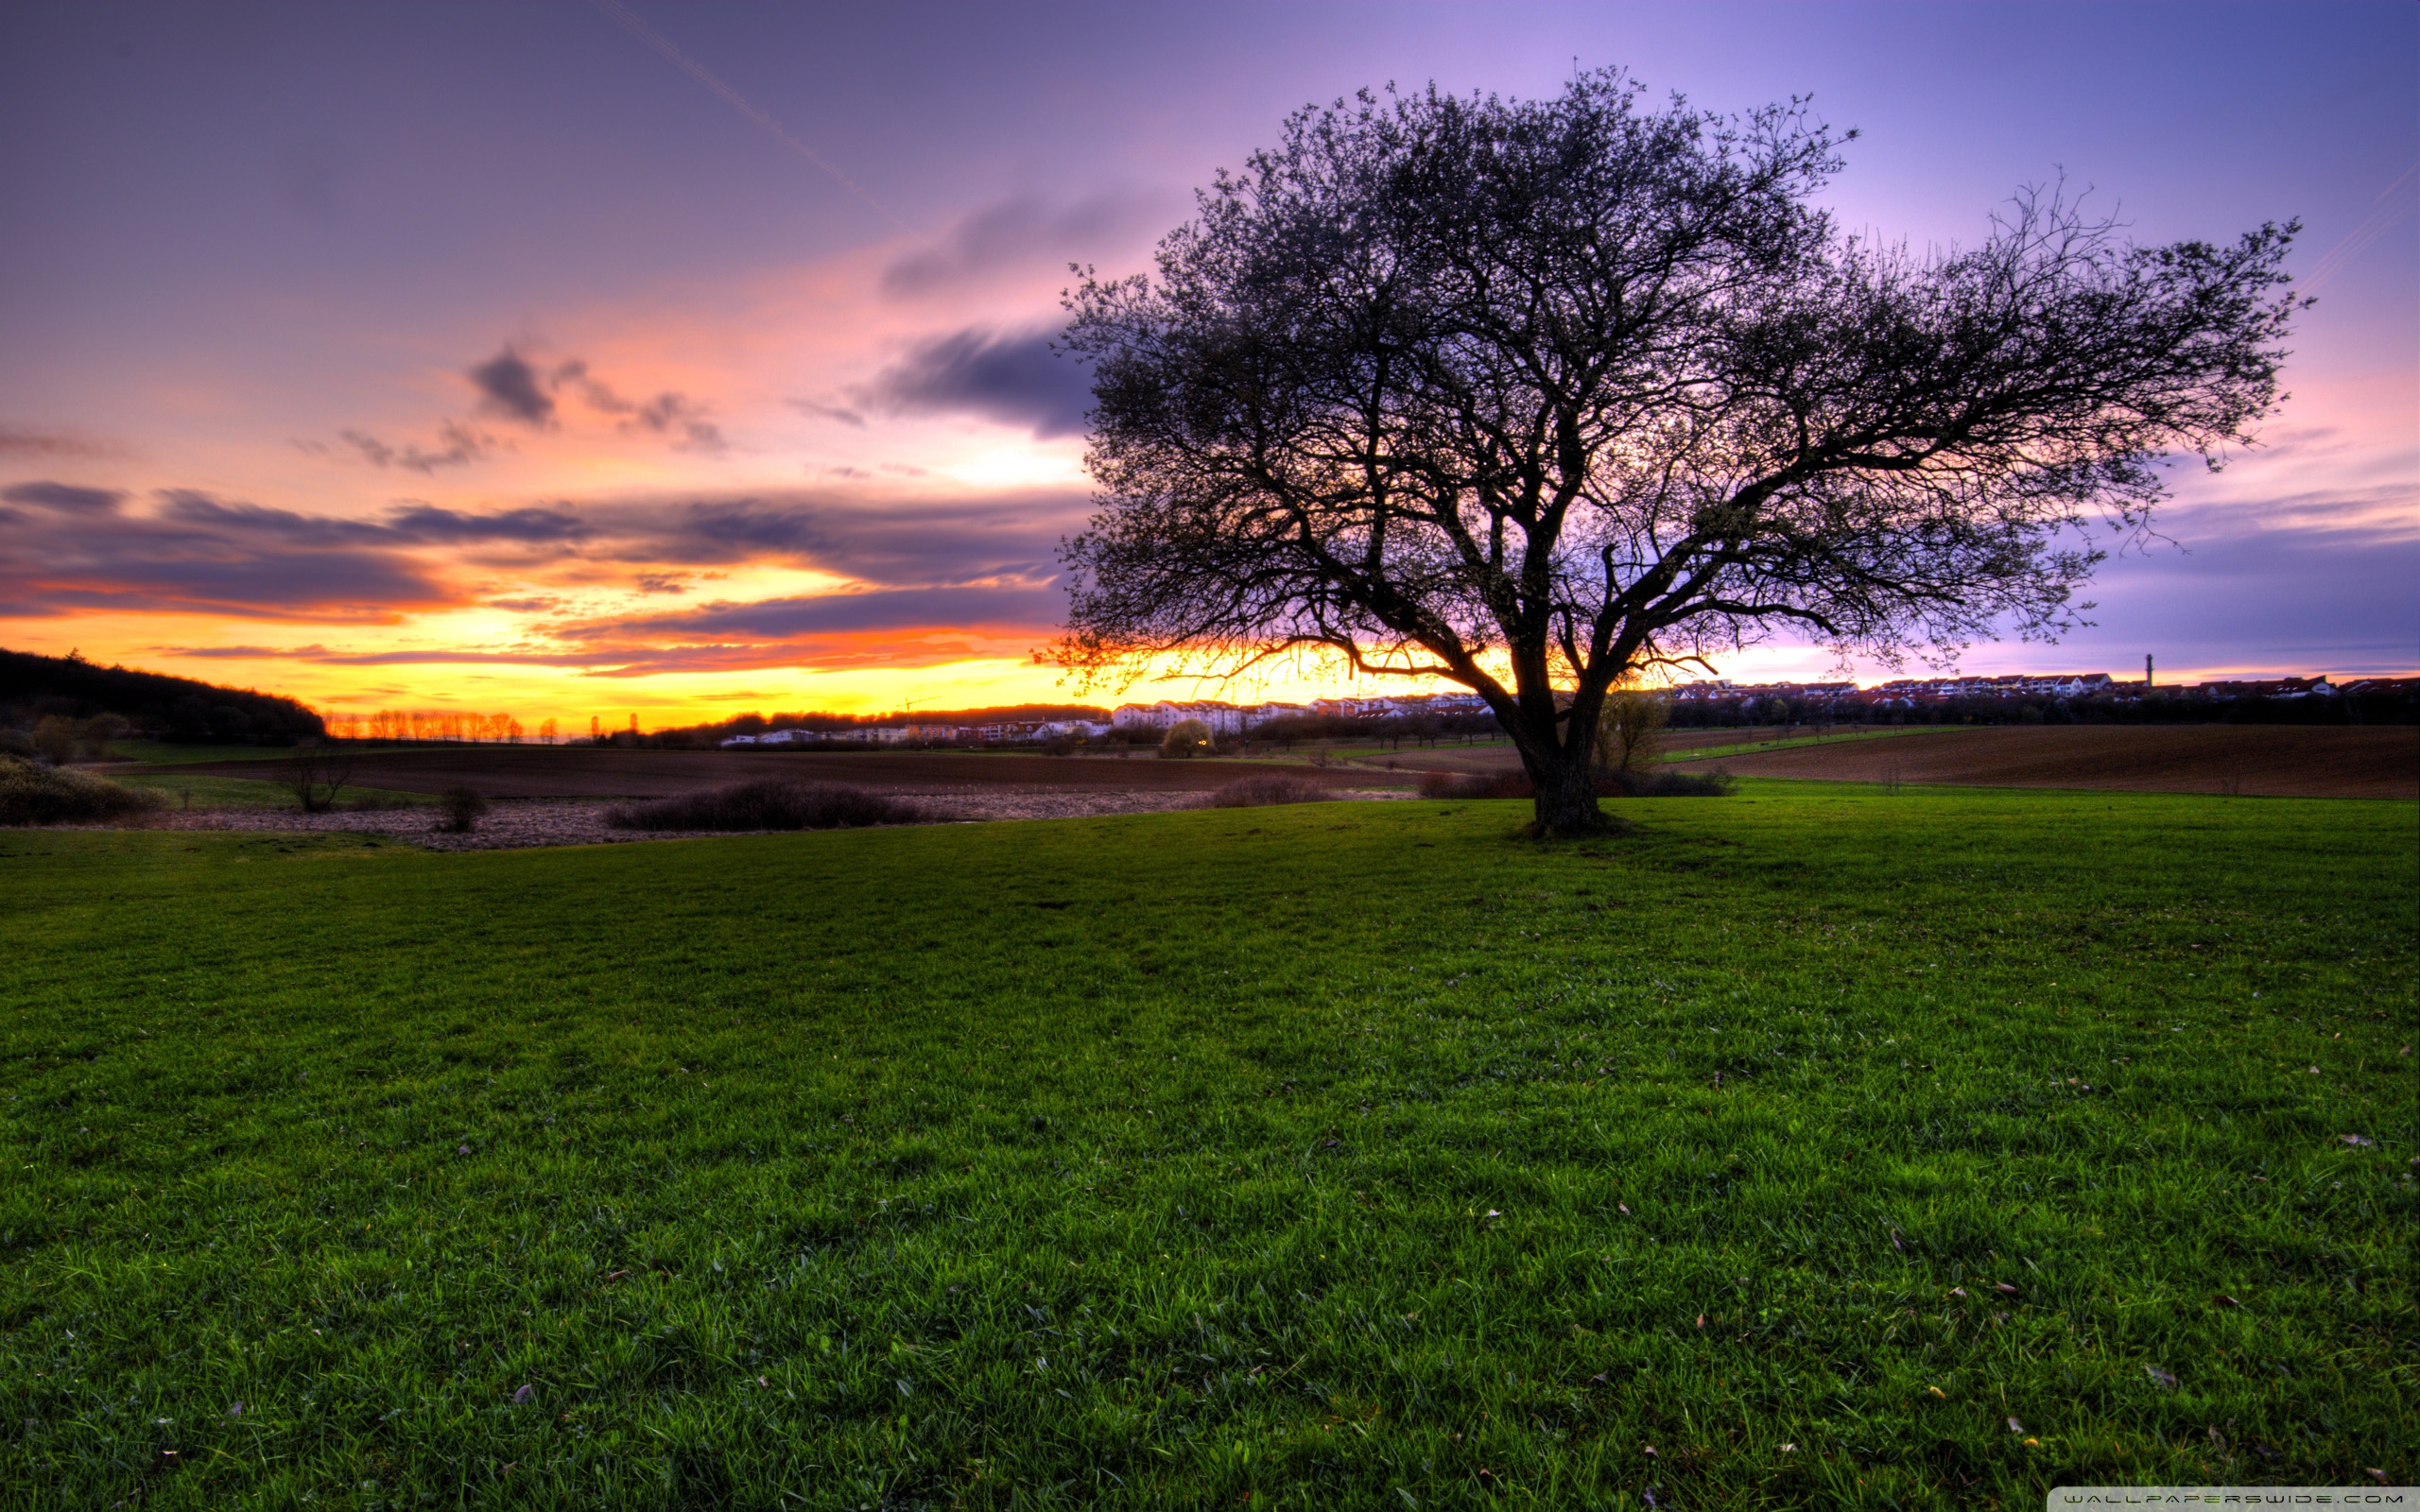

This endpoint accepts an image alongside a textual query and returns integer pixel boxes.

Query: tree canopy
[1050,71,2302,834]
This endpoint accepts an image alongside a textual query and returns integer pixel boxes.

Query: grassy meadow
[0,783,2411,1508]
[105,771,435,813]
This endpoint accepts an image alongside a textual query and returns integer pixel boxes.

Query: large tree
[1051,72,2302,835]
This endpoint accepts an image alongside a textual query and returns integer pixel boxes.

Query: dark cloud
[152,490,589,550]
[386,504,591,544]
[4,480,126,512]
[865,326,1093,438]
[0,472,1092,650]
[593,583,1065,641]
[558,361,725,454]
[341,421,495,473]
[469,347,556,426]
[0,524,452,623]
[787,397,866,427]
[0,427,130,461]
[157,490,393,546]
[160,644,332,659]
[880,190,1155,299]
[592,490,1086,587]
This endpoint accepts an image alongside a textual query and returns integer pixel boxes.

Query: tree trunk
[1529,747,1611,837]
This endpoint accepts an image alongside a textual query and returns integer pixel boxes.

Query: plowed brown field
[175,747,1385,799]
[1669,724,2417,799]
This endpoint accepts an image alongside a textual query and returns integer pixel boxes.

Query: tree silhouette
[1052,72,2302,834]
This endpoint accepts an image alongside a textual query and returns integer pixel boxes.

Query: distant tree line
[0,647,323,747]
[1668,686,2416,729]
[324,710,558,744]
[618,705,1115,750]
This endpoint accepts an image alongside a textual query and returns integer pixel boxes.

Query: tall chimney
[2145,653,2154,688]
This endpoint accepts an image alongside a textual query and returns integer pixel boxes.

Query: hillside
[0,647,323,744]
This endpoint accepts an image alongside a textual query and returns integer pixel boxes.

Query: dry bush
[1206,774,1331,808]
[438,786,490,833]
[0,755,163,826]
[1602,766,1737,798]
[1417,769,1535,799]
[607,780,927,833]
[278,744,357,813]
[1415,765,1735,800]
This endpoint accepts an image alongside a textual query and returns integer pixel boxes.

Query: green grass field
[101,741,426,767]
[1,784,2411,1508]
[108,772,435,812]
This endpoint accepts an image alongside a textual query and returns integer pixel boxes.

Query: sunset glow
[4,3,2411,727]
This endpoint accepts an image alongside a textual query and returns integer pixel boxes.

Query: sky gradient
[3,0,2413,726]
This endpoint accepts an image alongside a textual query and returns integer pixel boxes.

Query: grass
[0,783,2411,1509]
[110,772,434,811]
[608,780,928,833]
[101,741,427,767]
[1655,727,1956,765]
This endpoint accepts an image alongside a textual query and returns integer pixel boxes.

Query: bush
[1597,690,1668,773]
[1602,766,1737,798]
[438,786,490,833]
[0,755,162,825]
[1415,765,1736,799]
[606,781,927,833]
[1158,718,1214,758]
[1417,769,1535,799]
[1206,774,1331,808]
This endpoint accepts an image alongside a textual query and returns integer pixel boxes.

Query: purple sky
[2,1,2411,720]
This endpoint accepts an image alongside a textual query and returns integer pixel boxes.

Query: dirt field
[1669,724,2417,799]
[171,747,1393,800]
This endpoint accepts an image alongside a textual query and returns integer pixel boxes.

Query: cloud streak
[880,190,1156,299]
[864,326,1093,438]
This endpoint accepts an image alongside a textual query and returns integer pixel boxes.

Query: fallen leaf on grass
[511,1384,534,1405]
[1617,1203,1631,1215]
[1947,1287,1967,1298]
[2145,1365,2178,1390]
[1995,1282,2020,1296]
[2340,1134,2374,1146]
[1926,1386,1946,1400]
[2007,1417,2024,1433]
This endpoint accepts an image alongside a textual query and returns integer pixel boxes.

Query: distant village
[714,668,2413,749]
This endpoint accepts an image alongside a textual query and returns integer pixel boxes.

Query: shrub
[1415,765,1736,799]
[438,786,490,833]
[1417,769,1535,799]
[0,755,162,826]
[1604,766,1737,798]
[606,781,927,833]
[1597,690,1668,773]
[1158,718,1214,758]
[32,715,78,765]
[1206,774,1331,808]
[278,744,356,814]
